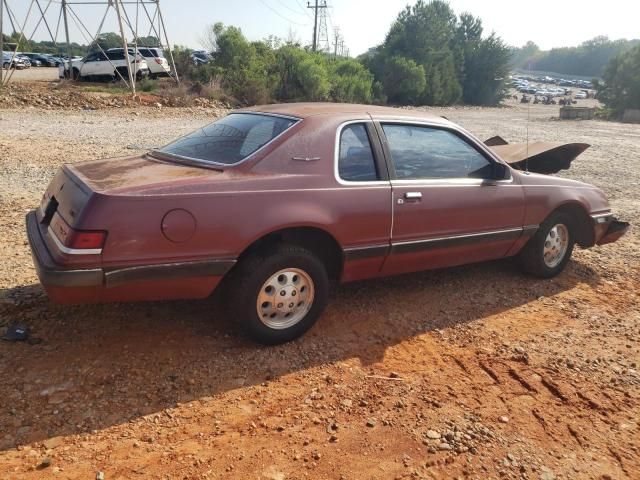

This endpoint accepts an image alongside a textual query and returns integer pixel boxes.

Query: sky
[4,0,640,55]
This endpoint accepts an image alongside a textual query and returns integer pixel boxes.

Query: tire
[227,244,330,345]
[71,68,80,80]
[518,212,575,278]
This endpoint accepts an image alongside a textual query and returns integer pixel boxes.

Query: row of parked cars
[512,76,592,99]
[2,51,66,69]
[59,47,171,82]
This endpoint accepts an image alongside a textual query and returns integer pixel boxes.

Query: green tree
[329,58,374,103]
[511,36,640,77]
[295,55,330,101]
[596,45,640,114]
[456,13,510,106]
[381,55,426,104]
[94,32,124,51]
[383,0,462,105]
[209,24,273,104]
[134,36,160,47]
[365,0,507,106]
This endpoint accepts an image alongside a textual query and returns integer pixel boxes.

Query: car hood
[485,136,589,174]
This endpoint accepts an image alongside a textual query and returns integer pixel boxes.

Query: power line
[294,0,313,19]
[272,0,308,18]
[258,0,309,27]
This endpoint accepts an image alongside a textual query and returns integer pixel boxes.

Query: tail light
[66,230,107,250]
[49,213,107,254]
[154,58,163,64]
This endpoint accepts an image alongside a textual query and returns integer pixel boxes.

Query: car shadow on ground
[0,257,601,450]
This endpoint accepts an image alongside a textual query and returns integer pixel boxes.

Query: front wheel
[227,244,329,344]
[518,212,575,278]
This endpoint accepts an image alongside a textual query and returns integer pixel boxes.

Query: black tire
[227,244,330,345]
[518,212,575,278]
[71,68,80,81]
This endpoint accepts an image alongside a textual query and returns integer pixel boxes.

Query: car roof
[241,102,450,123]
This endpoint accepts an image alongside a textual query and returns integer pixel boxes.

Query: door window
[338,124,379,182]
[382,124,493,180]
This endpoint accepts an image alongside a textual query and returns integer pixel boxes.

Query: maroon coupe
[27,103,629,343]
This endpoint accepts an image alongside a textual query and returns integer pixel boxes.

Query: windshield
[156,113,298,165]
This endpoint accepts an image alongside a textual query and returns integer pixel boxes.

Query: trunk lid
[67,154,222,195]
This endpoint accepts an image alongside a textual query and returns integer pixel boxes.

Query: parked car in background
[191,50,212,66]
[21,53,59,67]
[2,53,27,69]
[107,47,171,78]
[574,91,587,99]
[63,50,150,82]
[15,54,32,68]
[26,103,629,344]
[47,55,65,67]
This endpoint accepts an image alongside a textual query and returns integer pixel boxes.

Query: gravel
[0,95,638,479]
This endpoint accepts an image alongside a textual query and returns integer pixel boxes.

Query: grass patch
[139,79,158,93]
[81,85,131,95]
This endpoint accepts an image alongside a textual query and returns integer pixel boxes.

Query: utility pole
[156,0,178,83]
[113,0,135,93]
[332,27,340,58]
[61,0,73,81]
[308,0,327,52]
[0,0,4,88]
[308,0,318,51]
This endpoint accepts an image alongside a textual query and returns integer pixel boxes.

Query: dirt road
[0,97,638,479]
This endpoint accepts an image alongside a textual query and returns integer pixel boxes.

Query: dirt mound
[0,82,225,110]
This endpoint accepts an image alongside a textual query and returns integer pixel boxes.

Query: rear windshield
[139,48,163,58]
[106,51,125,60]
[156,113,298,165]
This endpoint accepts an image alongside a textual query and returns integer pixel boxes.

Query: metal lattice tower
[307,0,328,52]
[316,0,329,53]
[0,0,179,93]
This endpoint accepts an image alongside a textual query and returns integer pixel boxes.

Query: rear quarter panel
[82,114,393,276]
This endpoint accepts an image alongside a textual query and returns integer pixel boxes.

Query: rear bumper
[27,211,103,287]
[26,211,235,303]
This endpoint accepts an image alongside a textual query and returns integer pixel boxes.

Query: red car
[27,103,629,344]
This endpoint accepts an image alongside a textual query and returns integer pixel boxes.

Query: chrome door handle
[404,192,422,199]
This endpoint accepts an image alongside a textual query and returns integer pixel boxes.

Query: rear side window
[106,51,125,60]
[86,52,106,61]
[158,113,297,165]
[139,48,163,58]
[338,124,378,182]
[382,124,493,179]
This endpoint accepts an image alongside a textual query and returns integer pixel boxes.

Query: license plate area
[40,195,59,226]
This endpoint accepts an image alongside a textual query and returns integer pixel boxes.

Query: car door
[334,120,393,282]
[378,121,526,276]
[80,53,102,77]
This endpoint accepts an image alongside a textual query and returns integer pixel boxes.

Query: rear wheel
[227,244,329,344]
[518,212,575,278]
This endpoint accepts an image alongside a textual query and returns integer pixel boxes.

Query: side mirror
[493,162,510,180]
